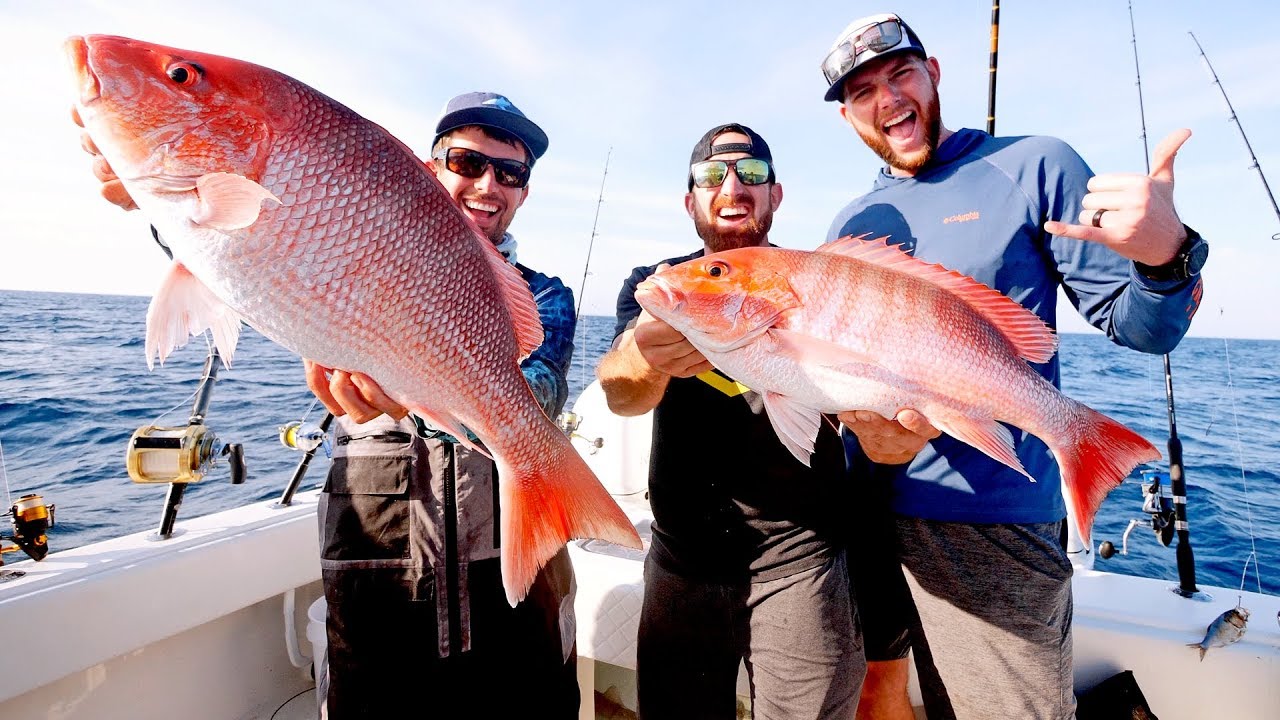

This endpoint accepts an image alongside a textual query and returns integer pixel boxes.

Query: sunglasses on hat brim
[821,18,909,88]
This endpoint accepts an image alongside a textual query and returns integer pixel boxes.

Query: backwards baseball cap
[821,13,927,102]
[433,91,549,164]
[687,123,775,190]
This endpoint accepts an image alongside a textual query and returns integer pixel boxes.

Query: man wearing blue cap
[818,12,1207,720]
[304,91,581,718]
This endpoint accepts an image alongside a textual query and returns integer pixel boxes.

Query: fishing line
[1219,339,1265,593]
[148,333,214,426]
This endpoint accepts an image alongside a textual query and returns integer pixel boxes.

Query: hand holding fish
[71,106,138,211]
[304,359,408,424]
[1044,129,1191,266]
[633,309,714,379]
[838,409,940,465]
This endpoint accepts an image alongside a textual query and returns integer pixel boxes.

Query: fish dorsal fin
[145,261,243,369]
[423,161,543,360]
[820,234,1058,364]
[475,229,543,360]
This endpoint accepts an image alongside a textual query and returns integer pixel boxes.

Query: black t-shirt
[613,251,849,583]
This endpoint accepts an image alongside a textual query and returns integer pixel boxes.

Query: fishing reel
[278,420,331,456]
[126,424,245,485]
[1098,468,1175,559]
[1,493,56,567]
[557,411,603,453]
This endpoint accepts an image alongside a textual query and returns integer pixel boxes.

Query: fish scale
[66,33,640,605]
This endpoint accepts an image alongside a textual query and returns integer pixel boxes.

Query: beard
[692,196,775,253]
[859,85,942,174]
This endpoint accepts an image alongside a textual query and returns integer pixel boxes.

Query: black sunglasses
[690,158,773,189]
[821,19,906,87]
[432,147,531,188]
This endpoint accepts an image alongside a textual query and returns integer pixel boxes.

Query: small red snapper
[65,34,640,605]
[635,236,1160,544]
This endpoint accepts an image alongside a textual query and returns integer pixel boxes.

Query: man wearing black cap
[598,124,865,719]
[818,13,1206,720]
[305,91,581,718]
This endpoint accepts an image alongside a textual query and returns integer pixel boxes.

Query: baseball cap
[433,91,549,164]
[687,123,775,190]
[821,13,927,102]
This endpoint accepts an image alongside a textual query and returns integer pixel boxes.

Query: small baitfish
[1188,606,1249,661]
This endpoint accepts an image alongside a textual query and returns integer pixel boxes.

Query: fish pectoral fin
[406,405,493,460]
[191,173,282,231]
[761,391,822,468]
[766,328,877,368]
[145,261,242,369]
[931,414,1034,481]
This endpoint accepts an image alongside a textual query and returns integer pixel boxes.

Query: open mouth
[882,108,917,141]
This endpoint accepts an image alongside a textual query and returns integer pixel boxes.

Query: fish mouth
[64,36,100,106]
[635,276,681,314]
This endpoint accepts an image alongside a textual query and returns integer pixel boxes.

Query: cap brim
[435,106,549,160]
[822,47,925,102]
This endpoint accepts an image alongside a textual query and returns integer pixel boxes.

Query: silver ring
[1091,209,1107,228]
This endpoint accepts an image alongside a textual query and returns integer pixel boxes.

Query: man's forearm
[596,331,669,416]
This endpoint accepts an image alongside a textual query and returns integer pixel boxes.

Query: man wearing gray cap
[598,123,864,719]
[305,91,580,718]
[819,12,1207,720]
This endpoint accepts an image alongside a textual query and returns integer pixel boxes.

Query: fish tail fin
[497,429,642,607]
[1187,642,1207,661]
[1053,403,1161,546]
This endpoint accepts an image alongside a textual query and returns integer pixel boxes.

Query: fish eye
[165,61,202,86]
[707,261,729,278]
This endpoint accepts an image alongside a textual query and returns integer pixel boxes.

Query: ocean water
[0,289,1275,595]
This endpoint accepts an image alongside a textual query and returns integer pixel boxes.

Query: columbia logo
[943,211,980,224]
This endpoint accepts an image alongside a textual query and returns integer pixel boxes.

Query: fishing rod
[1096,2,1204,598]
[125,345,246,539]
[573,147,612,323]
[1189,31,1280,241]
[985,2,1000,135]
[557,149,612,449]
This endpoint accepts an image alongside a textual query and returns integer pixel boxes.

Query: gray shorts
[637,551,865,720]
[852,517,1075,720]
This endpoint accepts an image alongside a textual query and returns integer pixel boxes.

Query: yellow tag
[696,370,752,397]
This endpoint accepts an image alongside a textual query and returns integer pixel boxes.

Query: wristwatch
[1134,225,1208,282]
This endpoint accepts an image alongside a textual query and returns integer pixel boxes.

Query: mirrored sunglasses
[690,158,772,189]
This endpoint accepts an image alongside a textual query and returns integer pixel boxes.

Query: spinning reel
[0,493,56,578]
[557,411,603,453]
[1098,468,1175,559]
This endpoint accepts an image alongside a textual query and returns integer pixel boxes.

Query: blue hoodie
[827,128,1202,523]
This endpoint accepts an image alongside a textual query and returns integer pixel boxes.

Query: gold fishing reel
[126,424,244,484]
[1,493,55,564]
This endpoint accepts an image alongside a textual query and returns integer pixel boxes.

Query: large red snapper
[634,235,1161,544]
[65,34,640,605]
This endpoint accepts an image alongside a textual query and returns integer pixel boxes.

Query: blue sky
[2,1,1278,339]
